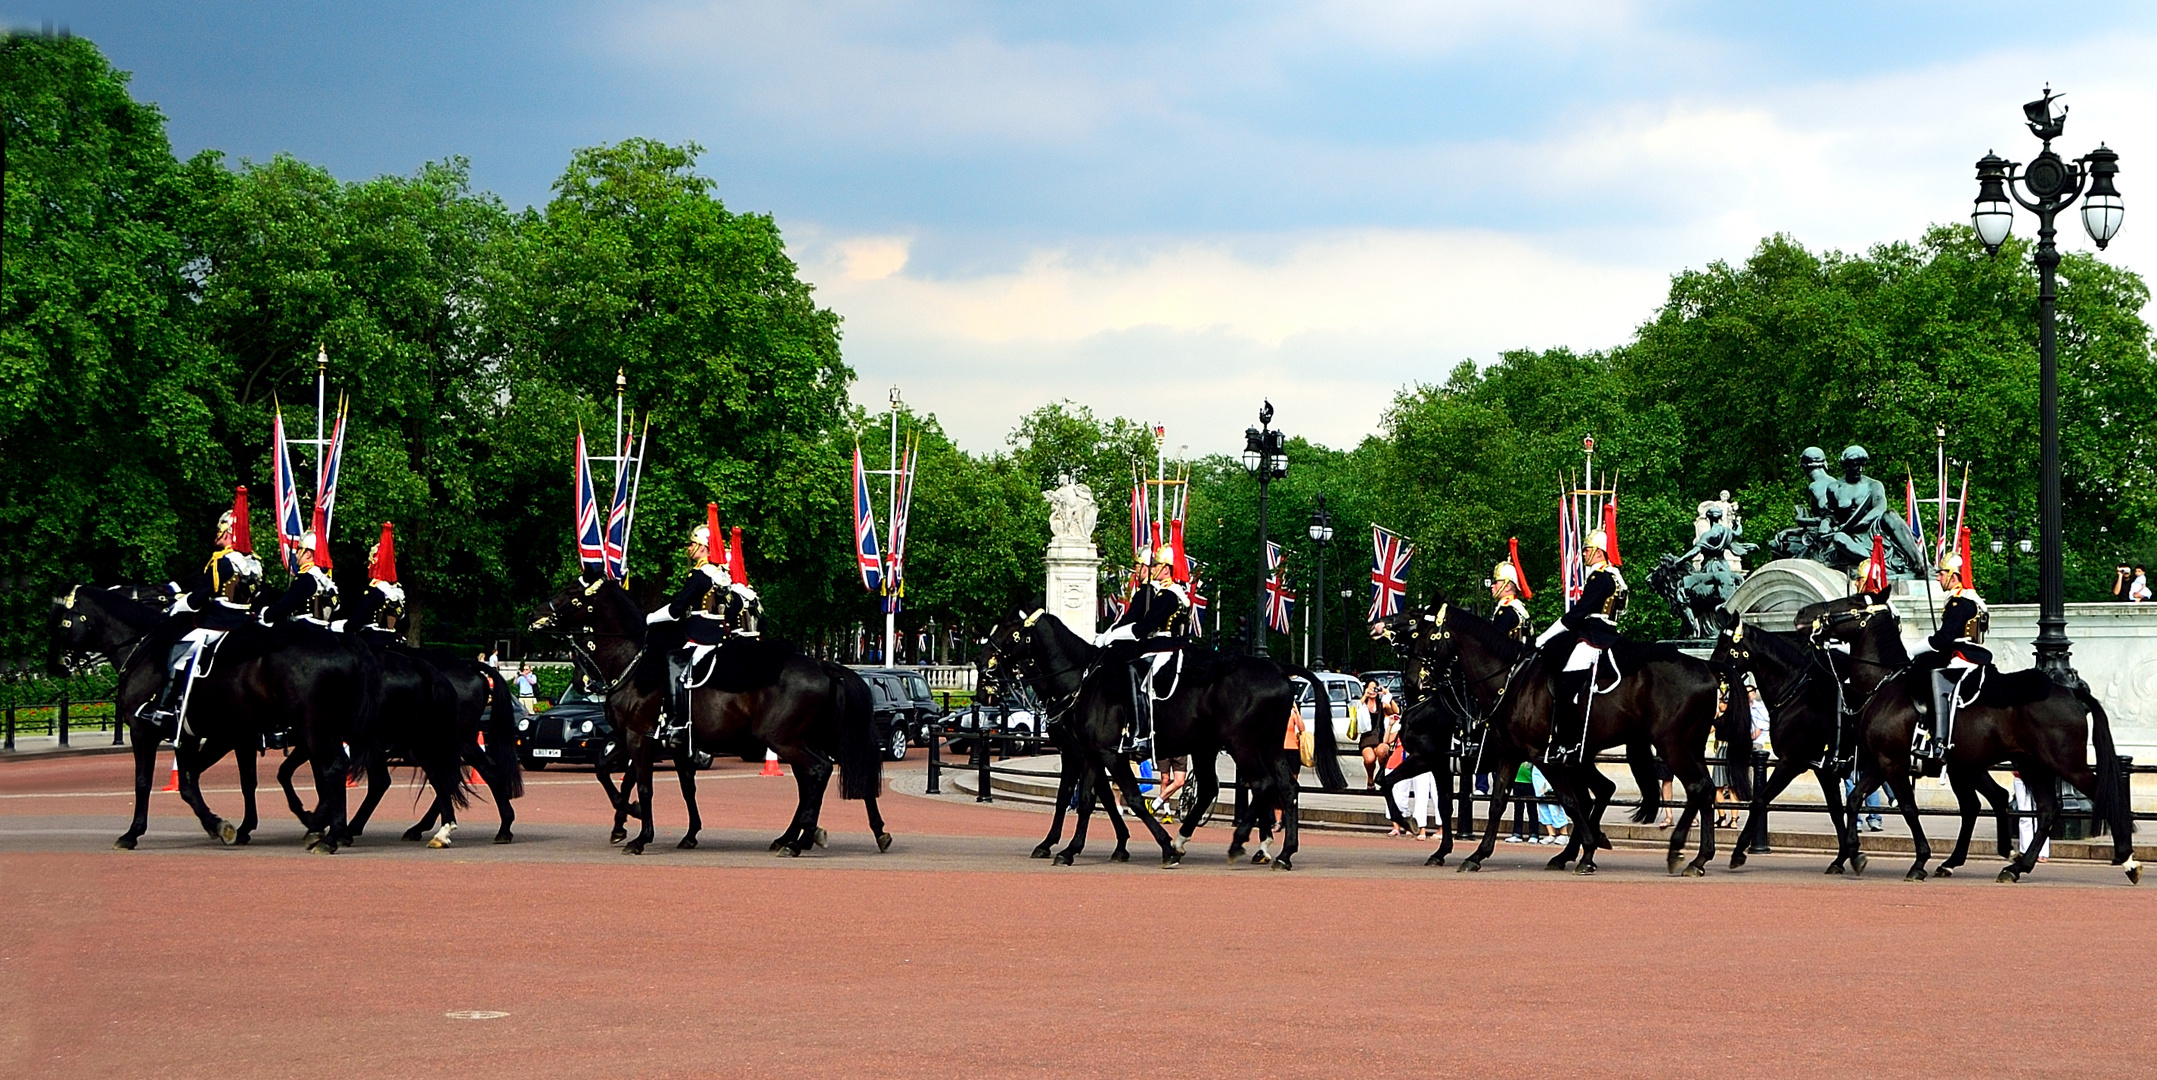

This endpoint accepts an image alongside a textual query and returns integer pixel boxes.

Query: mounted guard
[1490,539,1534,643]
[342,522,406,645]
[1906,538,1989,775]
[143,489,265,738]
[1096,523,1193,758]
[644,505,762,747]
[263,529,338,626]
[1533,527,1627,762]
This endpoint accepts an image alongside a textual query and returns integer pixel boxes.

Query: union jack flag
[1100,594,1127,624]
[1130,479,1150,560]
[573,429,606,574]
[270,408,306,573]
[1266,540,1285,575]
[1368,525,1413,621]
[1186,558,1207,637]
[853,445,884,593]
[602,432,633,580]
[312,397,347,565]
[1264,572,1295,634]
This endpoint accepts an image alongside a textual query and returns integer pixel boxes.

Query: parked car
[518,684,613,769]
[1289,671,1372,746]
[856,667,952,745]
[857,672,918,761]
[1358,669,1404,700]
[947,682,1042,756]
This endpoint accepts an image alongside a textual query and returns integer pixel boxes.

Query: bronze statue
[1770,444,1928,579]
[1651,500,1754,638]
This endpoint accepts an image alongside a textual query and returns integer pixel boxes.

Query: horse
[1710,616,1862,872]
[977,644,1137,863]
[528,574,888,857]
[1441,604,1747,876]
[51,584,381,853]
[1369,600,1525,866]
[1802,597,2138,884]
[285,641,470,848]
[372,648,525,844]
[980,608,1345,870]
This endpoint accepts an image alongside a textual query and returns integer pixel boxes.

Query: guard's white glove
[646,607,678,625]
[169,594,197,615]
[1534,621,1566,648]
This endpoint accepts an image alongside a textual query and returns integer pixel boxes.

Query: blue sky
[17,2,2157,451]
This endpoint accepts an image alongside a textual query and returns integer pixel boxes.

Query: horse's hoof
[1683,864,1706,878]
[1272,856,1293,871]
[1051,852,1073,866]
[2126,859,2142,885]
[218,820,239,846]
[1852,853,1869,876]
[813,828,828,849]
[1030,844,1053,859]
[1905,867,1927,882]
[1249,851,1270,865]
[1935,865,1955,878]
[1547,857,1572,872]
[493,831,514,845]
[232,831,252,846]
[1171,835,1188,854]
[1110,848,1130,863]
[1425,852,1446,867]
[1997,869,2020,883]
[1226,844,1246,860]
[609,828,627,845]
[305,836,336,855]
[876,832,893,853]
[1574,863,1597,876]
[676,836,698,850]
[112,836,137,851]
[1161,852,1182,869]
[776,845,803,858]
[1459,858,1481,873]
[401,826,425,842]
[302,830,322,847]
[623,842,645,856]
[1824,862,1845,875]
[1729,852,1748,869]
[427,823,458,849]
[768,837,787,852]
[1666,855,1682,875]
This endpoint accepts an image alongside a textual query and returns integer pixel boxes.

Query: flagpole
[620,414,650,581]
[314,346,327,502]
[885,386,901,666]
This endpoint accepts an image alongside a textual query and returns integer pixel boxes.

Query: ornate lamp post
[1971,88,2124,685]
[1241,401,1288,656]
[1306,495,1335,670]
[1990,511,2034,604]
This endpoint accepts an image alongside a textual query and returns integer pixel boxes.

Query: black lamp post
[1306,495,1335,670]
[1241,401,1288,656]
[1971,88,2124,686]
[1990,511,2033,604]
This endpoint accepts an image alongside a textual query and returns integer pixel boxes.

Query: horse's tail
[2078,686,2132,841]
[1283,664,1347,792]
[830,663,882,800]
[480,666,524,799]
[1627,743,1661,824]
[1716,665,1753,802]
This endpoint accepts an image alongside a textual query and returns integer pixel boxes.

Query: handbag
[1298,730,1316,769]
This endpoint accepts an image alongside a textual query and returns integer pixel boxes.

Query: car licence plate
[533,748,563,758]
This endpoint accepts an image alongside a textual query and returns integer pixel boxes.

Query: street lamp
[1242,401,1288,656]
[1989,510,2035,604]
[1970,87,2124,686]
[1306,495,1335,670]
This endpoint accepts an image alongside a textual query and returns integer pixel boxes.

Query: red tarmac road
[2,750,2151,1079]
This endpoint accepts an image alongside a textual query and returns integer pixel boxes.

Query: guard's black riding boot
[663,654,691,750]
[1125,662,1153,760]
[1547,670,1591,764]
[137,645,192,742]
[1910,672,1949,778]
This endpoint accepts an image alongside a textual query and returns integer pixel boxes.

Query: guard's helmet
[1492,562,1520,587]
[1938,552,1964,572]
[1585,529,1609,553]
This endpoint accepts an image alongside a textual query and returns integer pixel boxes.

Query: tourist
[1506,761,1536,842]
[1532,764,1569,845]
[2134,566,2152,603]
[1358,681,1392,790]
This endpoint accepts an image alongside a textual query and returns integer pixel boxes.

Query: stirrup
[1123,735,1151,760]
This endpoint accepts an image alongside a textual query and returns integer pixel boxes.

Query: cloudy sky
[20,2,2157,453]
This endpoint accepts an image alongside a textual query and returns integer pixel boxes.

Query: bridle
[53,585,147,675]
[531,581,647,696]
[982,612,1083,726]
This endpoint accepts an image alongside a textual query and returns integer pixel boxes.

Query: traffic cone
[161,755,179,792]
[759,749,784,777]
[468,731,484,785]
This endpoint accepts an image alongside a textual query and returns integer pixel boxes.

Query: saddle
[1977,666,2054,709]
[684,636,793,694]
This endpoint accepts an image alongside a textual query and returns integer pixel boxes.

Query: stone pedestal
[1044,537,1099,641]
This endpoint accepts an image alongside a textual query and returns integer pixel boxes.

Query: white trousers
[2011,776,2052,860]
[1564,641,1602,672]
[1393,771,1439,826]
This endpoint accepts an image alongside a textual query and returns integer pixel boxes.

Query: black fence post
[997,700,1010,762]
[57,693,69,746]
[4,699,13,751]
[926,715,942,795]
[974,718,993,804]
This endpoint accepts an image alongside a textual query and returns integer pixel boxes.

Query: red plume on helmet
[370,522,398,584]
[1508,536,1533,599]
[705,503,721,566]
[1861,534,1888,594]
[310,505,332,570]
[1170,519,1189,584]
[1957,526,1974,590]
[1601,500,1621,567]
[231,487,253,555]
[728,526,747,587]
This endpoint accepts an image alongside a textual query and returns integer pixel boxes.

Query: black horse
[529,574,888,857]
[366,648,525,845]
[1711,618,1862,872]
[973,655,1137,862]
[1439,601,1746,876]
[283,642,469,847]
[981,609,1344,870]
[52,585,381,852]
[1804,597,2138,883]
[1370,600,1525,866]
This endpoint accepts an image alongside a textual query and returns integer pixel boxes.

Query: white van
[1290,671,1371,746]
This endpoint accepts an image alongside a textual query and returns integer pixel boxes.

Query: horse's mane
[1443,601,1524,662]
[589,578,649,632]
[77,585,163,629]
[1858,610,1910,664]
[1745,624,1817,671]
